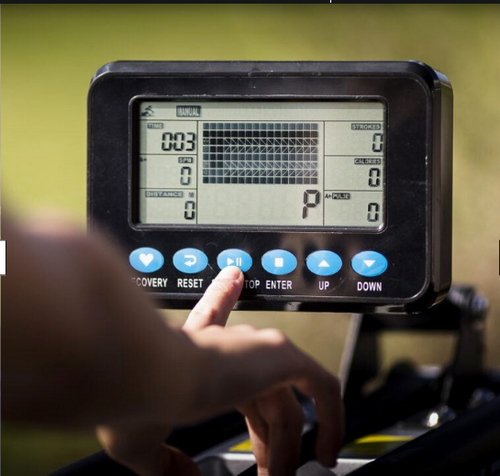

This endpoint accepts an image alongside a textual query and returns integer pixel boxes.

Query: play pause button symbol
[218,249,253,273]
[227,257,243,267]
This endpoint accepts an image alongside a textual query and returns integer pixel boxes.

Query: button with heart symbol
[129,247,164,273]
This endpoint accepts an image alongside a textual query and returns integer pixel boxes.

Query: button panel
[217,249,253,272]
[130,247,388,278]
[130,247,389,285]
[351,251,388,277]
[261,250,298,276]
[129,247,165,273]
[173,248,209,274]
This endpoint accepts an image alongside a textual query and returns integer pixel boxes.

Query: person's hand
[99,266,343,476]
[184,266,344,476]
[3,215,342,476]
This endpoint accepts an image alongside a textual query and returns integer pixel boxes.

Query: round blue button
[129,247,164,274]
[351,251,388,277]
[261,250,297,276]
[306,250,342,276]
[173,248,208,274]
[217,249,253,272]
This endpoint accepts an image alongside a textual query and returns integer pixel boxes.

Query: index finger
[295,366,344,468]
[183,266,244,331]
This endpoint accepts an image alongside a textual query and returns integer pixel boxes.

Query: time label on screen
[138,101,385,228]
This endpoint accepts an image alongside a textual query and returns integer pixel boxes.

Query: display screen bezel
[129,96,388,233]
[88,62,449,312]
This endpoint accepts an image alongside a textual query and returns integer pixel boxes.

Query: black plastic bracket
[343,285,490,409]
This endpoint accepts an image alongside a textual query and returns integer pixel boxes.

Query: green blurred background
[2,4,500,475]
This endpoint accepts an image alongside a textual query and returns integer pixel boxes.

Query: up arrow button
[306,250,342,276]
[352,251,388,277]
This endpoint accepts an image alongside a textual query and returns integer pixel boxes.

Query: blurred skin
[2,214,344,476]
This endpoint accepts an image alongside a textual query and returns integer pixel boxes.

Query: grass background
[2,4,500,475]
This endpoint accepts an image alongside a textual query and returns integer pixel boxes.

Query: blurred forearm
[2,216,201,429]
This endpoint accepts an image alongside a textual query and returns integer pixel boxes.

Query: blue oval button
[261,250,297,276]
[351,251,388,277]
[129,247,164,273]
[306,250,342,276]
[173,248,208,274]
[217,249,253,272]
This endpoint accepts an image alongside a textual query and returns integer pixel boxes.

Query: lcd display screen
[138,101,385,228]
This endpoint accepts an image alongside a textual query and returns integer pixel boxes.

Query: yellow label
[341,434,415,457]
[354,435,414,444]
[229,439,253,452]
[229,434,414,455]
